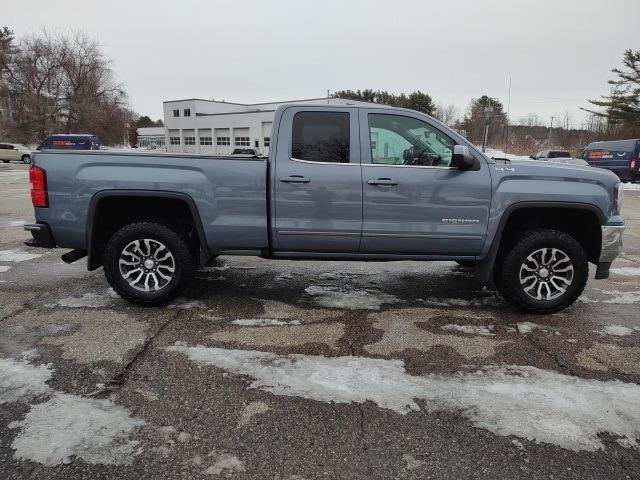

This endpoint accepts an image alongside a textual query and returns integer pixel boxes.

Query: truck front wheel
[497,229,588,314]
[103,222,195,306]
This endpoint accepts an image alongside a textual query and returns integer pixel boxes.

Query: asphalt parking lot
[1,161,640,479]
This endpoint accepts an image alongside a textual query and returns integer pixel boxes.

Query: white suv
[0,143,33,164]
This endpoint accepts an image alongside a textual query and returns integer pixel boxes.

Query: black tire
[1,160,8,163]
[455,260,476,268]
[22,155,31,164]
[104,222,195,306]
[497,229,588,314]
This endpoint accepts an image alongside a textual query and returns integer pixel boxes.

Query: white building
[135,126,165,149]
[137,97,373,156]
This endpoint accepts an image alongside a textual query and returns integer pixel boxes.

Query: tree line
[0,27,155,146]
[334,49,639,155]
[1,25,637,151]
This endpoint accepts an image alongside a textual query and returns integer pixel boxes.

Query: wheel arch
[86,190,210,270]
[477,202,604,284]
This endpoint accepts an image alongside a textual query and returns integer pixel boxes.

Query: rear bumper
[23,223,56,248]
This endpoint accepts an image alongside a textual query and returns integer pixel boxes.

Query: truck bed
[32,150,270,254]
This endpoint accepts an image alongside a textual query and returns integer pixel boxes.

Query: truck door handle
[367,178,398,186]
[279,175,310,184]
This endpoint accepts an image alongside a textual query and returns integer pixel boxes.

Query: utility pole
[503,76,512,154]
[482,104,493,153]
[547,116,555,147]
[327,89,330,104]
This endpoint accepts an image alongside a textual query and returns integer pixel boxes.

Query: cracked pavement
[1,163,640,479]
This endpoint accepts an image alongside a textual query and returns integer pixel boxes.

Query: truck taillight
[29,165,48,208]
[631,159,637,171]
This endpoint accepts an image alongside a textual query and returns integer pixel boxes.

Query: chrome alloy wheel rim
[519,247,574,301]
[118,239,175,292]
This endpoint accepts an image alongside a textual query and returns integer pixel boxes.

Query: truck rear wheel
[497,229,588,314]
[103,222,195,306]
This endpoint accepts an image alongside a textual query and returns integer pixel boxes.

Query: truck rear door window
[291,111,350,163]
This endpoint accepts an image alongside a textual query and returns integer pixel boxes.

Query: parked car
[547,157,589,167]
[493,156,589,168]
[582,139,640,182]
[530,150,572,160]
[0,143,33,164]
[37,134,100,150]
[231,148,260,157]
[25,104,624,313]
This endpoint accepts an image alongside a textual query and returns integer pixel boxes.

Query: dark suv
[582,139,640,182]
[38,134,100,150]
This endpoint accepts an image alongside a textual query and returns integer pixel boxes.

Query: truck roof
[585,139,638,150]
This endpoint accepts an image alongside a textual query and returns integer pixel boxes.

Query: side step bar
[61,249,88,264]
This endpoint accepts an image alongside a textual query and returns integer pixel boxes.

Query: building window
[184,137,195,145]
[184,108,191,117]
[235,136,250,147]
[200,136,212,145]
[169,137,180,145]
[216,137,230,146]
[173,110,179,117]
[263,137,270,147]
[291,111,350,163]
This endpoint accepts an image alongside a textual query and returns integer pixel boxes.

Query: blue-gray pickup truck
[25,104,625,313]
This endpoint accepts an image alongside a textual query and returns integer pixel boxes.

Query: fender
[476,201,605,284]
[86,190,210,270]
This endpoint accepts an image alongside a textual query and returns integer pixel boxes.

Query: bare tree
[518,113,541,127]
[2,29,128,145]
[433,103,460,126]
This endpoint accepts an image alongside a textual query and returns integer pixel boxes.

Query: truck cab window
[291,111,350,163]
[368,114,454,167]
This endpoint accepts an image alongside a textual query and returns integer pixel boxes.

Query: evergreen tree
[332,89,435,115]
[585,49,640,134]
[463,96,507,145]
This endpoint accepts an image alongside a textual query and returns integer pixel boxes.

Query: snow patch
[610,267,640,276]
[599,290,640,304]
[440,324,495,336]
[167,298,205,309]
[166,343,640,452]
[516,322,543,334]
[45,292,115,308]
[304,285,399,310]
[231,318,301,326]
[621,182,640,191]
[9,393,144,466]
[599,325,635,337]
[0,249,42,262]
[0,357,52,404]
[1,357,144,466]
[419,296,501,308]
[0,265,11,273]
[205,452,246,475]
[578,296,599,304]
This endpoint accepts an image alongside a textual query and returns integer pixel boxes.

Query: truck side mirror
[451,145,479,170]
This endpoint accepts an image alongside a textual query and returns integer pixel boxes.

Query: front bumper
[594,225,625,280]
[599,225,625,262]
[23,222,56,248]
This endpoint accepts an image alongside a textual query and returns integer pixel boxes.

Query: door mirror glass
[451,145,479,170]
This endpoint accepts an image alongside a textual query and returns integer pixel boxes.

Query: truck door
[273,107,362,253]
[358,110,491,255]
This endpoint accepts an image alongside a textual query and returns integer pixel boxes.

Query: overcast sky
[4,0,639,126]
